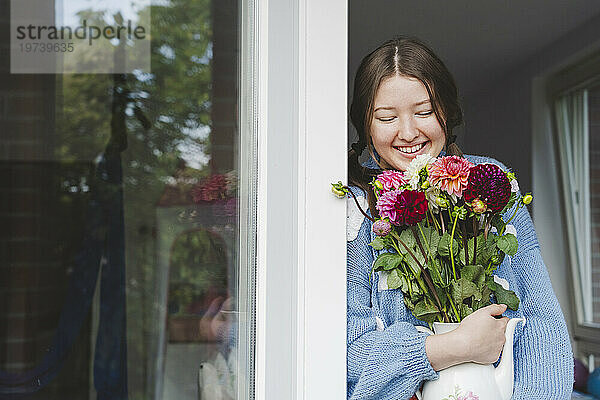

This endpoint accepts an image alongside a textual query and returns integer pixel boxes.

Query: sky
[56,0,150,27]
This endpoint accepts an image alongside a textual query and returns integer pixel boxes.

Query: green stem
[448,293,461,321]
[449,214,459,281]
[392,231,446,319]
[461,221,468,266]
[472,218,478,265]
[390,240,403,257]
[487,259,496,274]
[502,202,523,233]
[429,209,441,232]
[404,274,413,298]
[417,223,433,258]
[343,185,375,222]
[410,227,429,262]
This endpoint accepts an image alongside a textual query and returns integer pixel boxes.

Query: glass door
[0,0,256,399]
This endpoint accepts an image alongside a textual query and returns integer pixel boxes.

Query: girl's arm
[507,204,574,399]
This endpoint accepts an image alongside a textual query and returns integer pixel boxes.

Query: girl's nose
[396,117,419,142]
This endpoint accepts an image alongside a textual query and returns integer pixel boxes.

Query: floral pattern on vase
[442,385,479,400]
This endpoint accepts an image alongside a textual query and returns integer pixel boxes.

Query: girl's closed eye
[416,110,433,116]
[377,116,396,122]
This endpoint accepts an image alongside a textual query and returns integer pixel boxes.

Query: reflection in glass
[0,0,251,399]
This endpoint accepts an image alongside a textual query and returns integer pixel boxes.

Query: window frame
[254,0,348,399]
[543,50,600,367]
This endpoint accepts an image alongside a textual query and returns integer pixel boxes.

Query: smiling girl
[346,37,573,399]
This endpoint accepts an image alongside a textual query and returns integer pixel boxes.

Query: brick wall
[0,1,90,398]
[210,0,238,175]
[590,85,600,324]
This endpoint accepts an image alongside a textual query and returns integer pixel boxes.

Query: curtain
[554,89,592,323]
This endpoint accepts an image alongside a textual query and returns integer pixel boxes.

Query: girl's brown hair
[349,36,464,216]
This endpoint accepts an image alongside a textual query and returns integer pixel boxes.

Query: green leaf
[461,265,485,287]
[405,255,423,278]
[458,237,473,266]
[428,259,446,287]
[411,279,422,297]
[501,192,518,215]
[485,276,498,291]
[472,285,493,311]
[438,231,459,258]
[433,286,448,308]
[413,299,440,323]
[485,276,520,310]
[494,284,520,310]
[400,273,410,293]
[451,277,478,304]
[399,228,417,250]
[479,235,499,265]
[418,226,440,258]
[373,252,404,271]
[369,237,387,251]
[497,233,518,256]
[459,234,498,266]
[459,304,474,319]
[403,296,416,311]
[490,214,505,234]
[386,269,402,290]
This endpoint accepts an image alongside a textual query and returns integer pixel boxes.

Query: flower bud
[331,182,347,198]
[373,179,384,191]
[372,219,392,237]
[522,193,533,205]
[420,180,430,190]
[435,196,447,208]
[471,199,487,213]
[456,207,468,220]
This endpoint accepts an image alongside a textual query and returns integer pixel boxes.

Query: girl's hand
[425,303,509,370]
[454,303,509,364]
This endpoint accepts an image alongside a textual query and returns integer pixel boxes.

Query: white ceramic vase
[415,318,525,400]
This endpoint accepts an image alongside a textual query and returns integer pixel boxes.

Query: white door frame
[254,0,348,398]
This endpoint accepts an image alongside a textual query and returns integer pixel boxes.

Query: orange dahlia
[427,156,474,197]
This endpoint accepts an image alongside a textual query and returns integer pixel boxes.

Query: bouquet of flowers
[333,154,533,324]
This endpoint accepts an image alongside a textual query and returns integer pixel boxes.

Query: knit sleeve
[346,189,439,400]
[505,199,574,399]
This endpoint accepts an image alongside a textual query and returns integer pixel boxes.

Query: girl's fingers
[487,303,508,316]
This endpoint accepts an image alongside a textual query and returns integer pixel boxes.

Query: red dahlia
[376,189,428,226]
[463,163,511,212]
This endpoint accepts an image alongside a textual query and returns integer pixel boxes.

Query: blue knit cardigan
[347,153,574,400]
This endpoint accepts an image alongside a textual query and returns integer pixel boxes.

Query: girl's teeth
[396,142,425,154]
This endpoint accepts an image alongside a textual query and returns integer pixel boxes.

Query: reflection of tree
[168,229,228,318]
[53,0,220,398]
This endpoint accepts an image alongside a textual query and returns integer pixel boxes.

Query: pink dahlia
[375,170,408,192]
[376,189,428,226]
[463,163,511,212]
[428,156,474,197]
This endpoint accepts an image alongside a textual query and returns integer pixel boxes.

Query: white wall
[463,13,600,345]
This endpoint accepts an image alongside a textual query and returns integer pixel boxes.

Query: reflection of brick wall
[591,85,600,323]
[210,0,238,175]
[0,1,90,397]
[0,0,58,374]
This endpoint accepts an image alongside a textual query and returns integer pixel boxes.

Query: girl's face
[370,75,445,171]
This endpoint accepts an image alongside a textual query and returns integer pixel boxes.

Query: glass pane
[0,1,255,399]
[590,84,600,325]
